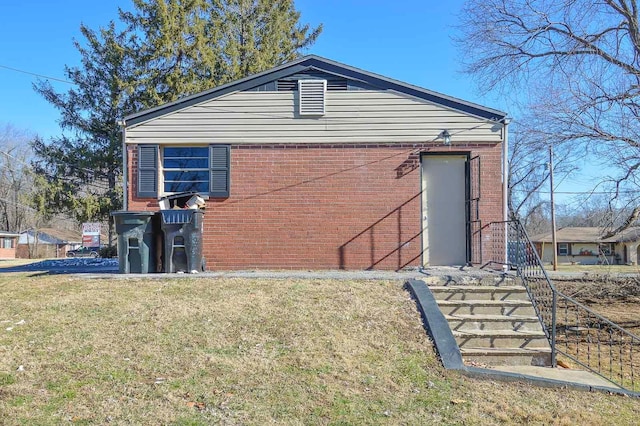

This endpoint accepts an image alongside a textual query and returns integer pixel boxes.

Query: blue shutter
[138,145,158,198]
[209,145,230,198]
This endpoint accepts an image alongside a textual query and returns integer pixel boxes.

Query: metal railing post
[503,221,508,270]
[551,290,557,367]
[486,218,640,392]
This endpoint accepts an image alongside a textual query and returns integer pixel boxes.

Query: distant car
[66,246,100,258]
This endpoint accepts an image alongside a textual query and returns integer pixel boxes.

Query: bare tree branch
[459,0,640,233]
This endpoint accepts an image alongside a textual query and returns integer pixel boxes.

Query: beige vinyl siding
[126,91,502,144]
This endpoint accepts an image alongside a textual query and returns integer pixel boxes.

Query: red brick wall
[128,143,504,270]
[15,244,67,259]
[0,247,15,259]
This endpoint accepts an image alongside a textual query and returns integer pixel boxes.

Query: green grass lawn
[1,274,639,425]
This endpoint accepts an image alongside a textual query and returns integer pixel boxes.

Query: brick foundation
[128,143,503,270]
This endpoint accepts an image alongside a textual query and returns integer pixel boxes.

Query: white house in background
[17,228,83,259]
[530,227,640,265]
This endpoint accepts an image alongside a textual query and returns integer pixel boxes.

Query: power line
[0,149,111,191]
[0,143,114,176]
[512,189,640,195]
[0,148,31,169]
[0,64,75,85]
[201,104,502,131]
[0,147,105,178]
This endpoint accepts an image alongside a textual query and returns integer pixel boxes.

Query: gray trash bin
[112,211,159,274]
[160,209,204,273]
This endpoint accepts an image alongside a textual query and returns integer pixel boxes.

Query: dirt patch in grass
[0,274,639,424]
[555,276,640,302]
[553,264,640,274]
[554,276,640,331]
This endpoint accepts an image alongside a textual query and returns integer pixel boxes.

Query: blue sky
[0,1,594,205]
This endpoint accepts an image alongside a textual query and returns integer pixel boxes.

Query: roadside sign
[82,222,101,247]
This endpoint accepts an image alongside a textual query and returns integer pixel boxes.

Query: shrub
[100,245,118,258]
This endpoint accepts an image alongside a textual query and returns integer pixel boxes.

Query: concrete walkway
[488,365,620,389]
[101,265,512,283]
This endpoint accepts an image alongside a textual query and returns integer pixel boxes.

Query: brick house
[0,232,19,259]
[121,56,508,270]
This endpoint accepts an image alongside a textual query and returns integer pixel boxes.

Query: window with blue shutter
[163,147,210,193]
[136,144,230,198]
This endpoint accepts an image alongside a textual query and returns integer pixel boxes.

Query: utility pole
[549,145,558,271]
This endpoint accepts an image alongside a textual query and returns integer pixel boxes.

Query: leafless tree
[556,196,617,227]
[0,124,37,232]
[458,0,640,236]
[508,115,577,232]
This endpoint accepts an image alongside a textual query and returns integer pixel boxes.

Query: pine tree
[121,0,322,104]
[32,22,137,237]
[119,0,221,106]
[32,0,321,232]
[217,0,322,82]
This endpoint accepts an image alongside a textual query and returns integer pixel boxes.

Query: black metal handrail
[484,220,640,392]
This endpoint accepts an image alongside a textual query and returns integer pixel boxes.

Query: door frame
[420,152,472,266]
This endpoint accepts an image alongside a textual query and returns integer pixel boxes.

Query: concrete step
[460,347,552,367]
[430,281,552,367]
[420,275,521,287]
[436,300,536,316]
[453,329,549,349]
[444,313,541,332]
[429,285,528,301]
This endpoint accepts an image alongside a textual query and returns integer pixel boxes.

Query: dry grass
[0,259,41,268]
[0,274,639,425]
[552,264,640,274]
[554,277,640,329]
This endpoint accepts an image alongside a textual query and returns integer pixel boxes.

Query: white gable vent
[298,79,326,116]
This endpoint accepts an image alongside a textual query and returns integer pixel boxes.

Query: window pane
[162,146,210,194]
[164,147,209,158]
[165,171,209,181]
[164,158,208,169]
[164,181,209,193]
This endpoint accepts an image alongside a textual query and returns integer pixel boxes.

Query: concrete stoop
[429,284,552,367]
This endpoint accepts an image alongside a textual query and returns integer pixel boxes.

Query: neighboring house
[17,228,83,259]
[0,232,19,259]
[121,55,508,270]
[530,227,640,265]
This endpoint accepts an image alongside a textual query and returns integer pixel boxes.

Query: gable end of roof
[124,55,507,127]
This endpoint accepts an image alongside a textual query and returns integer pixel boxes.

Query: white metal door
[421,155,467,266]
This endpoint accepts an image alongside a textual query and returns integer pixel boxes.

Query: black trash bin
[160,209,204,273]
[112,211,160,274]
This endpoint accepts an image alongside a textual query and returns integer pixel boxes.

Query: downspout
[502,117,511,267]
[117,119,128,211]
